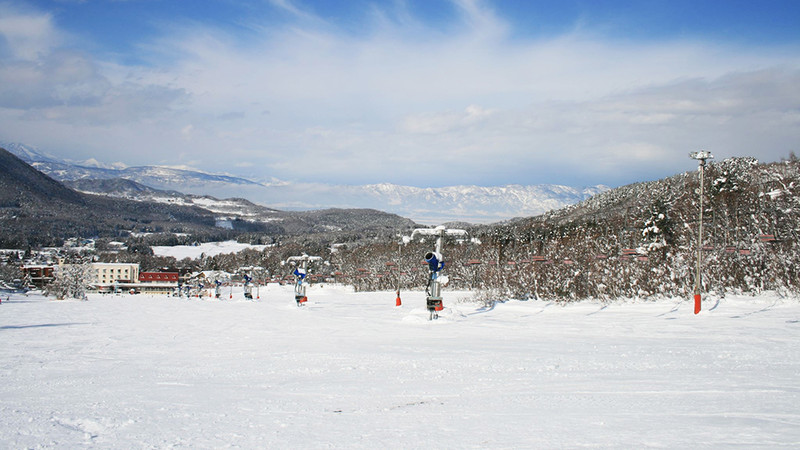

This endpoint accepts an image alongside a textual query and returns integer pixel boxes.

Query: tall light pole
[395,234,403,307]
[689,150,713,314]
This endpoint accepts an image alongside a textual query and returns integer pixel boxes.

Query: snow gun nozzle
[424,251,444,272]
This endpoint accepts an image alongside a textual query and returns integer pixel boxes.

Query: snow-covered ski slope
[1,285,798,448]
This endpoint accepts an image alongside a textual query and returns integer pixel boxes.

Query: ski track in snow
[1,286,799,448]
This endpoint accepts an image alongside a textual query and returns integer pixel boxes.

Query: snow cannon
[243,274,253,299]
[285,254,323,306]
[424,251,444,272]
[292,267,308,304]
[407,226,469,320]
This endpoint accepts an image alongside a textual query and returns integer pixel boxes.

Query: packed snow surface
[1,286,799,448]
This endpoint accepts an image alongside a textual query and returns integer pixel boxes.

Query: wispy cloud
[402,105,495,134]
[0,2,60,60]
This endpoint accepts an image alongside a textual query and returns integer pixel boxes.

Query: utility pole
[690,150,713,314]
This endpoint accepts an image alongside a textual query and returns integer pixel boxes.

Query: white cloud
[181,124,194,139]
[0,2,60,60]
[402,105,495,134]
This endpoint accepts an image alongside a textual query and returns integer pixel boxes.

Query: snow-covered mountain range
[2,141,608,224]
[257,182,608,224]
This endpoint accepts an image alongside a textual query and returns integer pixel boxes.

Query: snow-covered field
[151,240,268,260]
[1,285,799,448]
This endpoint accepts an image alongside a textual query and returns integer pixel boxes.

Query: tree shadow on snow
[586,304,608,316]
[468,302,497,315]
[729,298,779,319]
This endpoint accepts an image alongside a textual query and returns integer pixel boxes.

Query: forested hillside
[0,148,416,249]
[333,156,799,300]
[0,148,246,248]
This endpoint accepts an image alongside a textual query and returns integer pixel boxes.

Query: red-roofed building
[127,271,180,295]
[139,272,179,283]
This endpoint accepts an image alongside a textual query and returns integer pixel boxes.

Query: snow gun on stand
[284,255,324,306]
[406,226,468,320]
[242,273,253,300]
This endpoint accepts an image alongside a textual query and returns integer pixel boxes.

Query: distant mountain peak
[77,157,129,170]
[0,141,60,163]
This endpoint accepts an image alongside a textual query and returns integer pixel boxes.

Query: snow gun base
[427,296,443,320]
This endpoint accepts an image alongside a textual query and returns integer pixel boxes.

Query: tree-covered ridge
[333,157,799,299]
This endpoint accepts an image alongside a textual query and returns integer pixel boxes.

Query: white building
[92,263,140,286]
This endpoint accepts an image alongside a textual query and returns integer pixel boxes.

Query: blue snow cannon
[424,251,444,272]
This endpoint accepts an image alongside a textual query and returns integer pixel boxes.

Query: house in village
[137,271,180,295]
[20,264,55,288]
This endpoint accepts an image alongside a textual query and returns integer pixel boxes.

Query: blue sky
[1,0,799,189]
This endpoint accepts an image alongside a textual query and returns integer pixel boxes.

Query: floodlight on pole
[689,150,714,314]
